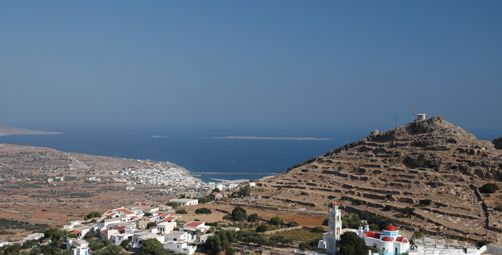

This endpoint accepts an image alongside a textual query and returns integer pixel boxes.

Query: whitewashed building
[67,238,89,255]
[169,198,198,206]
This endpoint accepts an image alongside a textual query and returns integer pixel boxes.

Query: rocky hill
[251,116,502,242]
[493,137,502,150]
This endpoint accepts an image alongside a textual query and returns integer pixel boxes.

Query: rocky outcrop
[252,116,502,242]
[493,137,502,150]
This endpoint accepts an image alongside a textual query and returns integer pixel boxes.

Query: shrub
[419,199,432,206]
[494,205,502,211]
[195,208,212,214]
[84,211,102,220]
[480,183,499,194]
[165,202,179,208]
[402,207,415,216]
[120,239,130,248]
[93,245,123,255]
[311,226,324,233]
[268,235,293,246]
[176,208,187,214]
[287,221,299,227]
[256,225,268,232]
[476,240,491,248]
[198,197,212,204]
[231,207,247,221]
[236,231,266,245]
[270,216,283,225]
[247,213,260,222]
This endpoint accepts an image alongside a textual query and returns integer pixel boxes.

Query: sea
[2,126,495,182]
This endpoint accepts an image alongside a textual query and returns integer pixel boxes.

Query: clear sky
[1,1,501,134]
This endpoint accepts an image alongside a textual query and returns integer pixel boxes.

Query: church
[317,204,410,255]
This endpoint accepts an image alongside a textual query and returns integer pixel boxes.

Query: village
[0,181,498,255]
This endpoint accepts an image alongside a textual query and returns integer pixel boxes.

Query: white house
[69,226,91,239]
[181,221,209,233]
[67,238,89,255]
[131,232,164,249]
[110,229,135,246]
[169,198,198,206]
[165,231,190,242]
[164,241,196,255]
[157,221,176,235]
[104,207,138,220]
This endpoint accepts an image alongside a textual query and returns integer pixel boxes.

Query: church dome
[384,224,398,231]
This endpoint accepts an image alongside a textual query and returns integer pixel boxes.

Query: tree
[84,211,102,220]
[337,232,368,255]
[43,228,68,244]
[204,231,237,255]
[139,239,170,255]
[269,216,283,225]
[231,207,247,221]
[247,213,260,222]
[165,202,179,208]
[120,239,130,249]
[195,208,212,214]
[480,183,499,194]
[235,186,250,197]
[146,222,157,229]
[255,225,268,232]
[342,214,360,229]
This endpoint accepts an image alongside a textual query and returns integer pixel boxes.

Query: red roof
[385,225,398,231]
[70,230,81,235]
[159,212,171,218]
[382,236,393,242]
[364,231,381,239]
[159,216,177,223]
[117,208,135,215]
[395,237,408,243]
[184,221,203,228]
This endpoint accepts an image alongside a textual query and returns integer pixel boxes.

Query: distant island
[0,125,62,137]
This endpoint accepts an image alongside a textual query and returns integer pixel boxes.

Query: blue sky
[1,1,501,135]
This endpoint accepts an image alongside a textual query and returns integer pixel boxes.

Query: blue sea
[5,126,495,182]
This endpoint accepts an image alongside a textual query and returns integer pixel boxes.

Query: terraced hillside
[251,116,502,242]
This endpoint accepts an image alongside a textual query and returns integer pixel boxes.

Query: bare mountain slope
[252,116,502,241]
